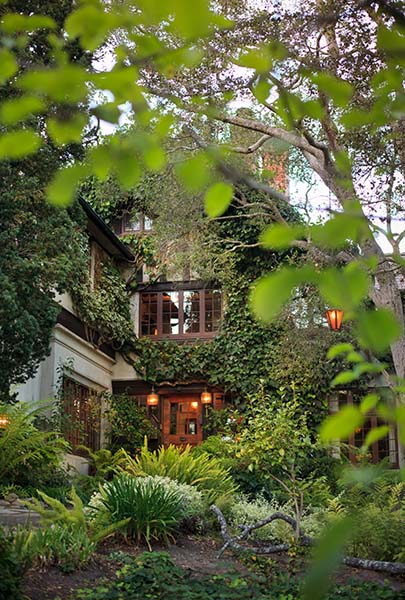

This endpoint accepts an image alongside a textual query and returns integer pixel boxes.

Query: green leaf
[0,129,40,159]
[18,66,88,103]
[378,25,405,64]
[1,13,56,33]
[260,223,304,249]
[252,79,271,103]
[0,48,18,84]
[331,371,359,386]
[363,425,390,449]
[327,343,354,359]
[88,145,111,180]
[311,212,370,248]
[47,113,87,146]
[65,4,121,51]
[310,73,354,107]
[303,517,354,600]
[251,266,317,323]
[320,406,363,441]
[92,103,121,124]
[176,154,211,192]
[360,393,379,415]
[46,163,90,207]
[204,183,234,218]
[0,96,45,124]
[238,48,272,72]
[356,309,400,353]
[319,264,369,312]
[170,0,213,38]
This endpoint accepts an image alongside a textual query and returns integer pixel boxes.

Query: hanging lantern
[147,387,159,406]
[0,414,10,428]
[326,309,344,331]
[200,390,212,405]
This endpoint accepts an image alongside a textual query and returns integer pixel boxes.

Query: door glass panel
[185,418,197,435]
[162,292,179,334]
[170,402,178,434]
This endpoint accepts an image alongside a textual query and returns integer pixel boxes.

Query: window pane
[141,293,158,336]
[162,292,179,334]
[205,289,222,333]
[184,290,200,334]
[144,216,153,230]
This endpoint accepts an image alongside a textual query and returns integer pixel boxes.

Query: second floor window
[140,289,222,338]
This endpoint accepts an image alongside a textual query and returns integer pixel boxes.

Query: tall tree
[0,1,92,399]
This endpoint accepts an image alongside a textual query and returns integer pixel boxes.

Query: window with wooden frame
[140,289,222,339]
[62,378,101,452]
[114,212,153,235]
[337,390,399,467]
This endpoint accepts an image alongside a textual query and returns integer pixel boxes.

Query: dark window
[140,289,222,338]
[62,378,101,452]
[337,391,398,467]
[114,213,153,235]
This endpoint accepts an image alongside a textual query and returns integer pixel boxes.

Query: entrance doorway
[162,395,203,446]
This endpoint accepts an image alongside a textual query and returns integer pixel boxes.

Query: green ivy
[69,257,134,349]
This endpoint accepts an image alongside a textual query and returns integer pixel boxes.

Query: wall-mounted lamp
[147,386,159,406]
[200,390,212,405]
[0,414,10,428]
[326,309,344,331]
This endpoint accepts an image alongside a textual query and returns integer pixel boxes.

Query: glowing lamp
[0,414,10,428]
[147,387,159,406]
[326,309,343,331]
[191,401,199,410]
[200,391,212,405]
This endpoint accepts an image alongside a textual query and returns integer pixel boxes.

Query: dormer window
[114,212,153,235]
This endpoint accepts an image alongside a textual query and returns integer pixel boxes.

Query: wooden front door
[162,395,203,447]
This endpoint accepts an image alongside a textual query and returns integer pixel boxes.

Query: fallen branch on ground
[210,504,405,575]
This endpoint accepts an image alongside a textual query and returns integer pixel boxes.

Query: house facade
[16,201,404,469]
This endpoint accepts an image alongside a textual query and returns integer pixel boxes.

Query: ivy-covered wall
[79,177,349,429]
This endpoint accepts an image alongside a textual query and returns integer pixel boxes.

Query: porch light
[0,414,10,428]
[147,386,159,406]
[200,390,212,405]
[326,309,344,331]
[191,401,199,410]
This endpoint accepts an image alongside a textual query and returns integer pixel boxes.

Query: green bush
[0,526,33,600]
[32,524,96,573]
[118,440,237,503]
[328,474,405,562]
[91,474,184,548]
[104,394,158,452]
[76,551,400,600]
[0,402,69,487]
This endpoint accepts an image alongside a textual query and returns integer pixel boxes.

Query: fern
[24,486,86,528]
[117,439,236,503]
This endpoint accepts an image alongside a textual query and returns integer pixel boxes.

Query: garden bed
[22,534,405,600]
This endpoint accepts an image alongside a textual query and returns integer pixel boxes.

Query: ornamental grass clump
[92,474,184,549]
[117,440,237,503]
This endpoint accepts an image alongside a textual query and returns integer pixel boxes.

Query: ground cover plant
[75,551,401,600]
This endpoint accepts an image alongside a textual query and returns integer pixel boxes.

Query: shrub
[328,473,405,562]
[32,524,96,573]
[0,401,69,486]
[229,494,327,543]
[0,526,33,600]
[118,440,237,503]
[104,394,158,452]
[92,474,184,549]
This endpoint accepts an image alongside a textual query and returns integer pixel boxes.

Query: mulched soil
[22,534,405,600]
